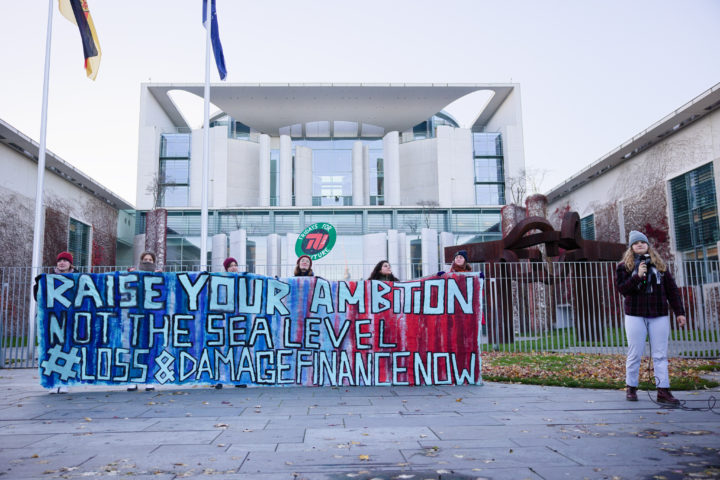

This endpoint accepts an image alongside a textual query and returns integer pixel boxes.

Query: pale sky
[1,0,719,204]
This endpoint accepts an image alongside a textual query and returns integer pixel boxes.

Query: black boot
[626,386,638,401]
[657,388,680,406]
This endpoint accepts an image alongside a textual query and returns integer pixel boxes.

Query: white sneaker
[145,386,155,391]
[55,386,68,394]
[127,385,138,391]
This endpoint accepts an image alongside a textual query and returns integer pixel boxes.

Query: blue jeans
[624,315,670,388]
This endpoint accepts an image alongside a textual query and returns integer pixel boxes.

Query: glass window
[161,186,189,207]
[333,121,358,138]
[160,133,191,158]
[580,214,595,240]
[306,121,330,138]
[474,157,503,182]
[472,132,503,156]
[475,184,503,205]
[670,162,719,257]
[68,218,91,268]
[160,159,189,184]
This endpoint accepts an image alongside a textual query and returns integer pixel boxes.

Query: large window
[68,218,91,268]
[473,132,505,206]
[670,163,719,261]
[159,133,191,207]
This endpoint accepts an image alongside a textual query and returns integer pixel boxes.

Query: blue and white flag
[202,0,227,80]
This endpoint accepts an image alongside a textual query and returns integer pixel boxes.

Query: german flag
[58,0,101,80]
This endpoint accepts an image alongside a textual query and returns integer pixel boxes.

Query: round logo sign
[295,223,337,260]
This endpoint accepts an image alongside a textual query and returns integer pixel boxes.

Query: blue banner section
[36,272,483,388]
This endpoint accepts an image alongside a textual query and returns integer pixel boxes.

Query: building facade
[546,82,720,282]
[0,119,134,270]
[135,83,526,279]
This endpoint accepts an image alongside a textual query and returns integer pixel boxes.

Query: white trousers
[624,315,670,388]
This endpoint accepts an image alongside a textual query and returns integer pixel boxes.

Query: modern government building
[134,83,526,279]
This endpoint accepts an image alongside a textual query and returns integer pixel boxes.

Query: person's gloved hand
[436,271,446,276]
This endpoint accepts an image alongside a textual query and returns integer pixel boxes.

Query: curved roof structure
[146,83,516,135]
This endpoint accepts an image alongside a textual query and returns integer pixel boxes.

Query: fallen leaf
[358,454,370,461]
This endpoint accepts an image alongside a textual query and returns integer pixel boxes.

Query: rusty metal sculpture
[445,211,627,345]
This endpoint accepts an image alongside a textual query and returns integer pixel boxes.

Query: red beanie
[56,251,73,264]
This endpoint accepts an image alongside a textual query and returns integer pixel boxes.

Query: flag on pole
[202,0,227,80]
[58,0,101,80]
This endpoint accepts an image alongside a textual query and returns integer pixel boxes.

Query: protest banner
[36,272,483,388]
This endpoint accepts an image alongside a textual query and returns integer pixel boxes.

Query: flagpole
[200,0,212,271]
[28,0,55,360]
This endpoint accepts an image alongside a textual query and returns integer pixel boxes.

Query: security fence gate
[2,261,718,368]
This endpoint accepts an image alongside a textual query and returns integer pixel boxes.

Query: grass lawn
[481,352,720,390]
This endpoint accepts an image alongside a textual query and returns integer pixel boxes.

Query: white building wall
[362,232,388,279]
[279,135,292,206]
[229,229,247,269]
[383,132,400,205]
[438,231,455,267]
[435,126,474,206]
[136,85,183,210]
[227,139,260,207]
[399,138,438,205]
[294,146,313,206]
[421,228,439,276]
[211,233,227,272]
[258,134,271,206]
[484,86,526,203]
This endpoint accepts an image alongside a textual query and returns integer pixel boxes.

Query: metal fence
[2,260,718,368]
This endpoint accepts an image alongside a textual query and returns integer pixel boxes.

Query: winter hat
[297,255,313,268]
[455,250,469,262]
[56,251,73,264]
[223,257,237,271]
[628,230,649,247]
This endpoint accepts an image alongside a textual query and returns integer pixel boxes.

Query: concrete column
[133,234,145,267]
[387,229,399,272]
[421,228,439,276]
[383,131,400,205]
[397,232,407,280]
[266,233,281,277]
[258,134,271,207]
[501,204,526,237]
[439,231,455,266]
[211,233,227,272]
[362,232,388,279]
[352,141,364,205]
[229,229,247,271]
[294,146,313,206]
[279,135,292,206]
[363,145,370,205]
[284,233,299,277]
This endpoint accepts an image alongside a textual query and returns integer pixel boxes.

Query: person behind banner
[49,251,76,394]
[616,230,687,405]
[294,255,314,277]
[368,260,399,282]
[128,251,162,273]
[55,251,76,274]
[223,257,239,273]
[213,257,246,390]
[445,249,474,274]
[127,251,161,392]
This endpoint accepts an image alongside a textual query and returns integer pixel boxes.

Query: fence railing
[2,260,718,368]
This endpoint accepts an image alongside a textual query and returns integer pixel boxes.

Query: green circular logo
[295,223,337,260]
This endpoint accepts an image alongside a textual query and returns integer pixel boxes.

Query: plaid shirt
[615,262,686,318]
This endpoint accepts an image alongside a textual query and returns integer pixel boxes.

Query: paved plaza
[1,369,719,480]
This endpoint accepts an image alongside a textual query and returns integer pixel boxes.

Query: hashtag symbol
[40,345,80,382]
[154,350,176,384]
